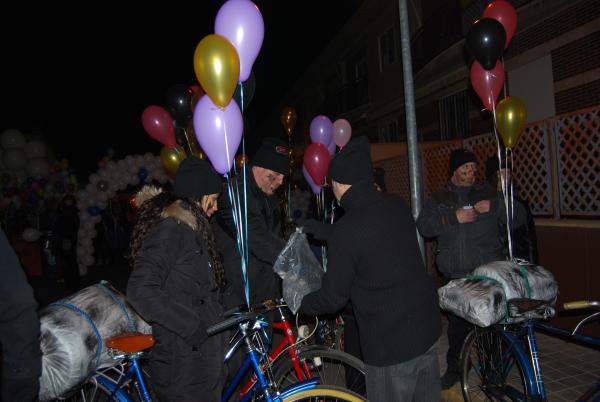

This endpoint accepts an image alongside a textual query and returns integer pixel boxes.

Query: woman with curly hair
[127,156,226,402]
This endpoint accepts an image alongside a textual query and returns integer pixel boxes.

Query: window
[378,27,397,72]
[438,91,470,139]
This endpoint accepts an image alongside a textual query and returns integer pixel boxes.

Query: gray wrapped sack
[439,261,558,327]
[273,229,324,314]
[39,281,151,401]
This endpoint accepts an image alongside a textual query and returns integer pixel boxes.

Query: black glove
[297,218,333,241]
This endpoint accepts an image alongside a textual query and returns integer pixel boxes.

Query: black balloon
[233,70,256,111]
[466,18,506,70]
[165,84,193,126]
[173,123,193,156]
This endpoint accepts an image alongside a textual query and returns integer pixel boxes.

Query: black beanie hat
[174,156,222,198]
[485,156,512,180]
[252,137,289,175]
[448,148,477,176]
[329,136,373,185]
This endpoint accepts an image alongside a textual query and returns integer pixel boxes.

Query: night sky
[1,1,361,179]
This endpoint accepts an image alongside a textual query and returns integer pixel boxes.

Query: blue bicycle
[67,311,366,401]
[460,298,600,401]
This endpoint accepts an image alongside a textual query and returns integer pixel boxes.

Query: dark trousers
[366,339,441,402]
[342,307,366,395]
[446,312,472,374]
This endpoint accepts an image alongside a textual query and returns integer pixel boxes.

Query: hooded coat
[126,186,226,402]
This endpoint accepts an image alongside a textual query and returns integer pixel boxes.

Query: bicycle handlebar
[223,299,287,318]
[206,311,260,336]
[563,300,600,310]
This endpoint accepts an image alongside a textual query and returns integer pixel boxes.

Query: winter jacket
[417,181,525,278]
[126,187,226,401]
[300,180,441,367]
[213,167,286,308]
[0,229,41,402]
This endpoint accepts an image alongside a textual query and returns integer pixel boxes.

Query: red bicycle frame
[238,306,311,398]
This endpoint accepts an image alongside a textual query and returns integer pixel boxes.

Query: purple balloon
[302,164,322,195]
[193,97,243,174]
[309,115,333,146]
[326,139,336,155]
[333,118,352,148]
[215,0,265,82]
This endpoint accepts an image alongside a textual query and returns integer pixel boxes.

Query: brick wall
[552,31,600,82]
[555,79,600,114]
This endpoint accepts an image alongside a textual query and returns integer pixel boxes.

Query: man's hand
[474,200,491,214]
[456,207,478,223]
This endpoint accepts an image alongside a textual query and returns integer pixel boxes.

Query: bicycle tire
[461,327,529,402]
[281,385,367,401]
[272,346,367,397]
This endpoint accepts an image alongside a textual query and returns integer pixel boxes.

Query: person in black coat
[0,228,41,402]
[213,137,290,309]
[126,157,227,402]
[300,137,442,402]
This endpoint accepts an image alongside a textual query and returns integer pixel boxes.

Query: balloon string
[501,56,507,99]
[238,82,251,305]
[492,102,514,261]
[226,173,250,306]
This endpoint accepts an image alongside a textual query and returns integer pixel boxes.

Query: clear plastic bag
[273,229,324,314]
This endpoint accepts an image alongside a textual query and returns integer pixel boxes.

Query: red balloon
[483,0,517,49]
[141,106,177,147]
[470,60,504,111]
[303,143,330,187]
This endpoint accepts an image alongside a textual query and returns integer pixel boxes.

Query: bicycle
[66,310,366,401]
[460,298,600,401]
[224,300,366,399]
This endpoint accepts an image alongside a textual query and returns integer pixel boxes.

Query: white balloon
[24,141,47,158]
[82,255,95,266]
[1,129,26,149]
[26,158,50,178]
[2,149,27,171]
[22,228,42,242]
[89,173,100,184]
[78,265,88,276]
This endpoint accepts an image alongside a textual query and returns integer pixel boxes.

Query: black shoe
[440,370,460,390]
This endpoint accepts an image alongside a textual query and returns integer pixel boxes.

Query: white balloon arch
[75,153,169,275]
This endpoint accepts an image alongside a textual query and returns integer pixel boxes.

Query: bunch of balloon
[75,153,166,275]
[192,0,265,306]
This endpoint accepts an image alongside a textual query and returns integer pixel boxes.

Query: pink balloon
[193,96,243,174]
[215,0,265,82]
[141,106,176,147]
[303,143,330,186]
[309,115,333,145]
[302,164,322,195]
[332,119,352,148]
[483,0,517,49]
[470,60,504,111]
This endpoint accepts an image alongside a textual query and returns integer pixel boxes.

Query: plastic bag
[273,229,324,314]
[38,281,151,401]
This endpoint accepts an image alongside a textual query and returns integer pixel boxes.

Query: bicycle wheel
[461,327,529,402]
[273,347,366,397]
[281,385,366,401]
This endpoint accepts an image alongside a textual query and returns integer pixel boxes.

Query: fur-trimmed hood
[134,185,199,231]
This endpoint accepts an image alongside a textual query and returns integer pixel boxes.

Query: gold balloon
[185,122,206,160]
[193,34,240,108]
[496,96,527,149]
[160,145,187,174]
[280,107,297,136]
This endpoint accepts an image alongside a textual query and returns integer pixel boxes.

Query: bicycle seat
[106,333,154,353]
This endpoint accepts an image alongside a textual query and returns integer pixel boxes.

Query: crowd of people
[0,136,537,402]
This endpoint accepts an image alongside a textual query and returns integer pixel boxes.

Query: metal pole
[398,0,425,261]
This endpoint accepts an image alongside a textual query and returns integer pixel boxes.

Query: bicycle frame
[93,357,152,402]
[234,307,312,399]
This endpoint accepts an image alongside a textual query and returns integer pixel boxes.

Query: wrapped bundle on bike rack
[38,281,151,401]
[274,229,324,314]
[438,261,558,327]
